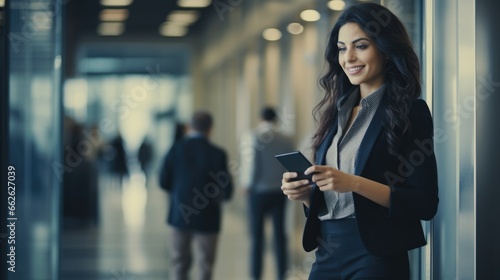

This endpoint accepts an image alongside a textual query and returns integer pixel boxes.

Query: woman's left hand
[305,165,360,193]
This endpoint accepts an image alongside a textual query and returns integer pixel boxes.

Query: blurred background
[1,0,499,279]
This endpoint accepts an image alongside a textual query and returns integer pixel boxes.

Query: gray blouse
[318,84,386,220]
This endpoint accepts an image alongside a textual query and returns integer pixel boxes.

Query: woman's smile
[345,65,365,75]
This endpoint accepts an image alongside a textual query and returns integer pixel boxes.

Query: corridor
[60,171,309,280]
[3,0,500,279]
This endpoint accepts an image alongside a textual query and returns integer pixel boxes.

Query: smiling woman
[280,3,438,279]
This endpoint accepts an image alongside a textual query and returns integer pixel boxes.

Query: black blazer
[303,97,439,257]
[159,136,233,233]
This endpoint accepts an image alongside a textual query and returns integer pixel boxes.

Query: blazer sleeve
[159,145,176,192]
[387,99,439,221]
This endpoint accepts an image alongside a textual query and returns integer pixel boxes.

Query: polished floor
[60,171,310,280]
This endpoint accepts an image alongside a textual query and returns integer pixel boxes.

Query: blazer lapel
[308,114,338,216]
[354,96,387,175]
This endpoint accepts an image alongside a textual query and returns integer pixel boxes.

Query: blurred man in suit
[240,107,294,280]
[160,111,233,280]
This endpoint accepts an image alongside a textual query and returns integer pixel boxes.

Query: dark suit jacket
[159,136,233,233]
[303,97,439,257]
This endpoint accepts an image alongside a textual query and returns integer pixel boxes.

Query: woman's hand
[305,165,360,193]
[281,172,313,206]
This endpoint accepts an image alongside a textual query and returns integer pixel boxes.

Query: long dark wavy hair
[312,3,421,157]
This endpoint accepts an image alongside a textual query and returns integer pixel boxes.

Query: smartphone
[275,151,315,183]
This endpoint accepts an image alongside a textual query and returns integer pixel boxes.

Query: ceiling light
[31,11,52,29]
[287,23,304,35]
[178,0,211,8]
[100,0,133,7]
[99,9,129,21]
[162,21,190,27]
[159,23,188,37]
[300,9,321,22]
[167,10,200,25]
[328,0,346,11]
[262,28,282,41]
[97,22,125,36]
[0,0,4,7]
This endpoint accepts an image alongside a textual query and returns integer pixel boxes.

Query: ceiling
[65,0,217,76]
[66,0,214,38]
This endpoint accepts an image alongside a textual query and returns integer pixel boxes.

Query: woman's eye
[356,44,368,50]
[338,47,346,52]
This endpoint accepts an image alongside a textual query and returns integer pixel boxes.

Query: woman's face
[337,22,385,96]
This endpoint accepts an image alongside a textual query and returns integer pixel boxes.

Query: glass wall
[4,0,63,279]
[476,0,500,277]
[431,1,459,278]
[431,0,482,278]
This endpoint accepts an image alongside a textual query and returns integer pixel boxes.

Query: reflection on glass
[7,0,63,279]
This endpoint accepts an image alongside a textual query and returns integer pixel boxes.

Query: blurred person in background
[280,3,438,279]
[174,121,187,143]
[240,106,294,280]
[159,111,234,280]
[138,136,153,185]
[108,132,129,189]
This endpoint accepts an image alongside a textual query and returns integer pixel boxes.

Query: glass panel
[1,2,8,279]
[432,0,459,279]
[476,0,500,277]
[6,0,63,279]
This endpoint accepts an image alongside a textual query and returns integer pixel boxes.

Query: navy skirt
[308,218,409,280]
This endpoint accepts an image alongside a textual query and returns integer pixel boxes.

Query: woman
[281,3,438,279]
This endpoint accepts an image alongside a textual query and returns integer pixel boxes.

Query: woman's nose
[345,49,356,62]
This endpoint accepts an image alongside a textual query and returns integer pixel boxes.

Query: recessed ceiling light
[100,0,133,7]
[178,0,211,8]
[287,23,304,35]
[328,0,346,11]
[167,10,200,25]
[300,9,321,22]
[99,9,129,21]
[97,22,125,36]
[162,21,190,27]
[262,28,282,41]
[159,23,188,37]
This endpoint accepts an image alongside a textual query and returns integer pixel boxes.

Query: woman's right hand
[281,172,313,207]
